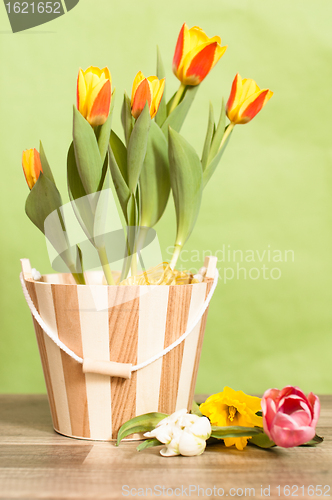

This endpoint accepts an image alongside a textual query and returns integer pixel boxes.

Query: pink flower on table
[261,386,320,448]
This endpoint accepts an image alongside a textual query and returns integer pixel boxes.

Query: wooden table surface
[0,394,331,499]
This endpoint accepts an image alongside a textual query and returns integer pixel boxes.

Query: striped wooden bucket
[21,263,214,441]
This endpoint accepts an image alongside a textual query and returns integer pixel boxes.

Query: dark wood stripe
[51,283,90,439]
[158,284,193,414]
[25,280,59,431]
[187,279,214,409]
[108,287,139,439]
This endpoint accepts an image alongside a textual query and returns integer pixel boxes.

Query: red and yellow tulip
[22,148,43,190]
[131,71,165,120]
[173,23,227,86]
[77,66,112,127]
[226,74,273,125]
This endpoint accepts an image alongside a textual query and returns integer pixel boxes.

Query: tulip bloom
[173,23,227,86]
[22,148,43,190]
[77,66,112,127]
[131,71,165,120]
[262,386,320,448]
[226,74,273,125]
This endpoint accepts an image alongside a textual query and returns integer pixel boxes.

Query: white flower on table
[144,409,211,457]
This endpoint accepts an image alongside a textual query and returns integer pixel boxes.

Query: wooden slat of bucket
[77,285,112,441]
[25,282,60,432]
[136,286,169,416]
[51,284,90,439]
[175,282,207,411]
[158,285,193,414]
[108,287,140,439]
[187,278,214,408]
[34,282,72,437]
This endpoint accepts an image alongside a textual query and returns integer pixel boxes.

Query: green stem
[97,246,115,285]
[169,244,182,270]
[72,272,86,285]
[219,122,235,151]
[168,83,186,115]
[131,252,137,277]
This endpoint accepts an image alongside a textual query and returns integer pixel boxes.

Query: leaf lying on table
[191,401,203,417]
[249,432,276,448]
[137,438,162,452]
[210,426,263,439]
[300,434,324,446]
[116,412,168,446]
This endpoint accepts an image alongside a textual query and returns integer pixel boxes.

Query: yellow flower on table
[200,386,263,451]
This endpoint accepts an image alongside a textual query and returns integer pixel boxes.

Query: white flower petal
[178,431,207,457]
[189,417,212,439]
[160,446,180,457]
[156,409,187,427]
[179,413,200,428]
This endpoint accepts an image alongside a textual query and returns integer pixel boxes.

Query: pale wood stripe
[187,279,214,409]
[136,285,169,416]
[34,283,72,437]
[52,284,90,438]
[175,282,207,411]
[77,285,112,441]
[158,285,193,414]
[25,280,59,431]
[108,287,139,439]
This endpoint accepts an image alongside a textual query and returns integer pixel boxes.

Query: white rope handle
[20,270,219,373]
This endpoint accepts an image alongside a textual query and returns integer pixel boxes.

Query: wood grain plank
[25,280,59,432]
[187,278,214,409]
[52,284,90,439]
[158,284,193,414]
[108,287,140,438]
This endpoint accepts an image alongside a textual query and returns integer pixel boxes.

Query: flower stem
[219,122,235,151]
[97,246,115,285]
[169,244,182,270]
[168,83,186,115]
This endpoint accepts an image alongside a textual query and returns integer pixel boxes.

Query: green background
[1,0,331,395]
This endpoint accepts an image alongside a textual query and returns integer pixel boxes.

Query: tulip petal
[173,23,190,77]
[184,42,219,85]
[308,393,321,428]
[22,148,43,190]
[237,89,273,124]
[271,425,315,448]
[178,431,206,456]
[77,69,87,117]
[87,79,111,127]
[131,79,152,120]
[131,71,146,107]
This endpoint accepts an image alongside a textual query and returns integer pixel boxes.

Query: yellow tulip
[22,148,43,190]
[226,74,273,125]
[77,66,112,127]
[172,23,227,86]
[131,71,165,120]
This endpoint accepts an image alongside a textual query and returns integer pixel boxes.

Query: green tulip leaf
[67,142,94,240]
[249,433,276,449]
[121,92,134,146]
[108,144,130,222]
[162,86,198,138]
[73,106,103,195]
[207,98,226,164]
[110,131,128,184]
[127,102,151,193]
[300,434,324,447]
[116,412,168,446]
[210,426,263,439]
[25,172,63,235]
[201,102,215,171]
[203,123,233,188]
[155,46,167,127]
[168,127,203,249]
[39,141,55,185]
[140,121,170,227]
[137,439,162,452]
[96,88,116,164]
